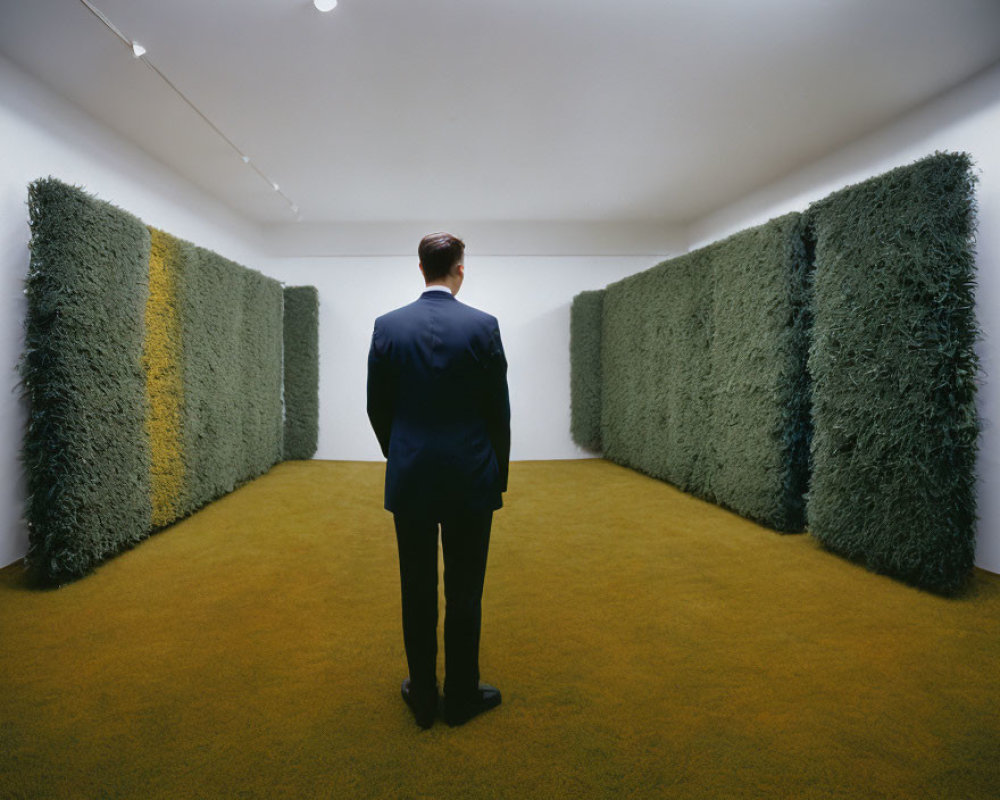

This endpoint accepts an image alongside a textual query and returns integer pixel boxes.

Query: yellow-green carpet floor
[1,460,998,799]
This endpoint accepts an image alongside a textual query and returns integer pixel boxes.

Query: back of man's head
[419,232,465,282]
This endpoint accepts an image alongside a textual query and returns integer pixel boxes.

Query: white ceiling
[2,0,999,226]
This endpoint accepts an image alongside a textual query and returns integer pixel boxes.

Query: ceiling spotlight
[131,41,146,57]
[241,155,250,164]
[313,0,338,12]
[272,182,280,192]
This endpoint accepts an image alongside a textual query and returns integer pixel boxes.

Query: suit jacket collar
[420,289,457,301]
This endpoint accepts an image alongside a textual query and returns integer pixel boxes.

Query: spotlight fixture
[242,155,251,164]
[131,41,146,57]
[314,0,338,12]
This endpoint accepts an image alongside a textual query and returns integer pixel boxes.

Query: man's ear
[418,263,426,279]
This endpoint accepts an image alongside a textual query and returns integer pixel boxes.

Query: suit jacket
[367,290,510,516]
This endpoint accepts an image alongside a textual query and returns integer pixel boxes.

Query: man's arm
[484,324,511,492]
[366,324,395,458]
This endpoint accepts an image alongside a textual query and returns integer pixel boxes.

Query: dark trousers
[393,509,493,701]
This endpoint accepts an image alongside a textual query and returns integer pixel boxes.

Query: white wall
[687,61,1000,576]
[266,254,675,462]
[263,220,690,258]
[0,55,274,568]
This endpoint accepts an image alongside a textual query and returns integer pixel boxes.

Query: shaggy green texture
[569,290,604,452]
[807,152,979,594]
[21,178,152,584]
[20,179,285,584]
[175,239,284,513]
[708,213,812,532]
[282,286,320,460]
[602,248,713,494]
[600,213,810,531]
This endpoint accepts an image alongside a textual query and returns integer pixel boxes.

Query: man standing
[367,232,510,729]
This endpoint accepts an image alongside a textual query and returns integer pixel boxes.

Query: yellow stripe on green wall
[143,227,186,527]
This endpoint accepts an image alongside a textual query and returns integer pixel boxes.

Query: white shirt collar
[422,285,453,295]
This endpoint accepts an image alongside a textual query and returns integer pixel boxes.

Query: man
[367,232,510,729]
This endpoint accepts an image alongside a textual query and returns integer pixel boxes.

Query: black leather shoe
[443,682,502,727]
[401,678,438,729]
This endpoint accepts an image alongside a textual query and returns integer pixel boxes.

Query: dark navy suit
[367,289,510,702]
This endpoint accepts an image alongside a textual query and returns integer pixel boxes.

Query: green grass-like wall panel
[171,238,285,515]
[283,286,320,460]
[708,213,812,532]
[238,267,284,480]
[602,248,713,494]
[807,152,979,594]
[21,179,285,584]
[600,213,810,532]
[21,178,153,583]
[569,290,604,452]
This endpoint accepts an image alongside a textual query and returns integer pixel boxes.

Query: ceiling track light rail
[76,0,302,221]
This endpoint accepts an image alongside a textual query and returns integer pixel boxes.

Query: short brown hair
[419,232,465,281]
